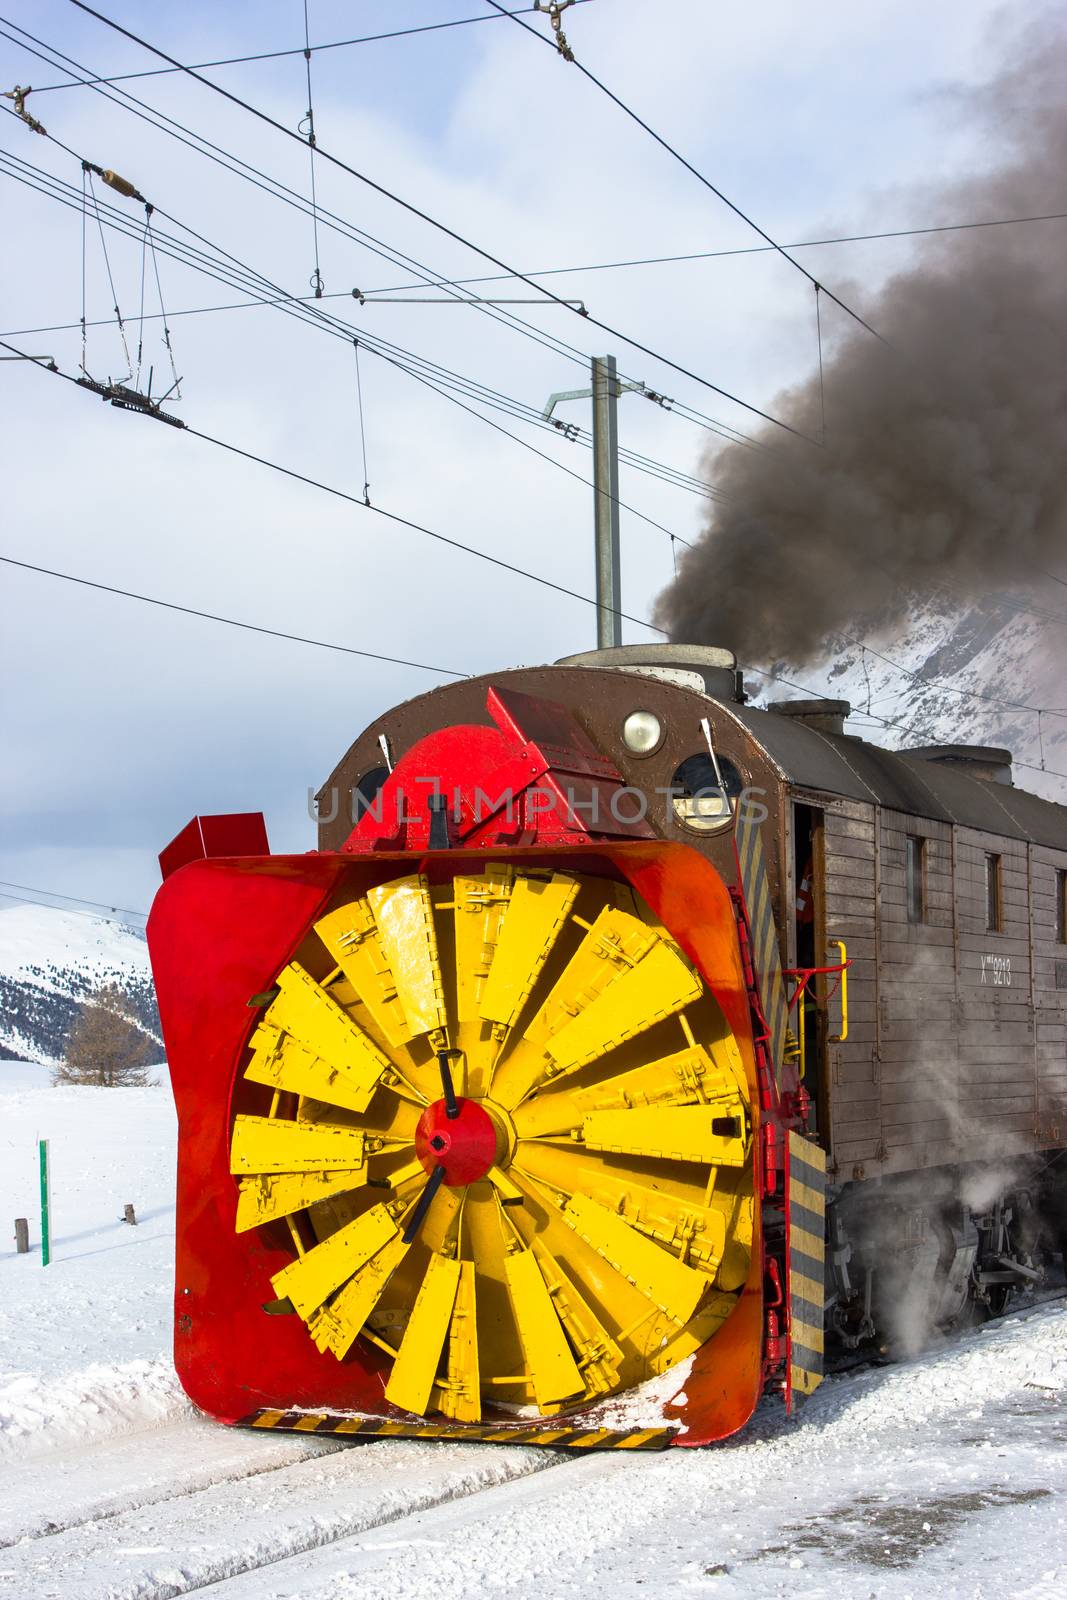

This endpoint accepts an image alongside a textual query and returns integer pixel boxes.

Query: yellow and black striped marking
[242,1408,675,1450]
[734,807,788,1081]
[787,1131,826,1401]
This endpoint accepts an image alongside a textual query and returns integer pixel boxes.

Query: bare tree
[54,983,155,1087]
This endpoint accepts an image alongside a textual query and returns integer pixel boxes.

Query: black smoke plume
[654,19,1067,668]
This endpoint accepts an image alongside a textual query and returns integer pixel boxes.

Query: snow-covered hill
[758,591,1067,803]
[0,904,160,1066]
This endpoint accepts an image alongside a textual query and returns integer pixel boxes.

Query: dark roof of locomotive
[724,698,1067,850]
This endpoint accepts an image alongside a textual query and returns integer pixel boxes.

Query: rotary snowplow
[149,675,821,1449]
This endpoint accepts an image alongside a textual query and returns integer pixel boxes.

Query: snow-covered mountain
[756,592,1066,804]
[0,904,161,1066]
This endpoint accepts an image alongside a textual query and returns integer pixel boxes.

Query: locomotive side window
[352,765,390,822]
[905,836,926,924]
[985,852,1003,933]
[670,753,743,834]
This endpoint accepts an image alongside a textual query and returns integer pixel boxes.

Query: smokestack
[653,18,1067,670]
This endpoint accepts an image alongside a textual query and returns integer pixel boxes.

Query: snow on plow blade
[148,834,765,1449]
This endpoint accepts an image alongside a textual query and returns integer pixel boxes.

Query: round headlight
[622,710,664,755]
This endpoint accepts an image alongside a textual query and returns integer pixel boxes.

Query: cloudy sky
[0,0,1036,920]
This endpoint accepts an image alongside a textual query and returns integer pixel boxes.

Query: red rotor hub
[414,1098,498,1187]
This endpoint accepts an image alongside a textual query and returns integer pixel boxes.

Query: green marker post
[39,1138,51,1266]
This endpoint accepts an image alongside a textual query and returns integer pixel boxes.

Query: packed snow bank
[0,1074,185,1458]
[0,1357,185,1460]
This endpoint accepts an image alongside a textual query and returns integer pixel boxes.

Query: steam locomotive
[147,643,1067,1449]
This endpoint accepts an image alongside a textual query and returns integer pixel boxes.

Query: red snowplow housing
[148,685,802,1448]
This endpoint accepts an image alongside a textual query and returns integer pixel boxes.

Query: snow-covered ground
[0,1069,182,1459]
[1,1066,1064,1598]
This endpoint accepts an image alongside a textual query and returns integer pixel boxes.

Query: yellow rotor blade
[376,1155,429,1194]
[384,1253,462,1415]
[581,1103,748,1168]
[452,866,514,1022]
[244,1020,382,1115]
[264,964,390,1106]
[528,1239,624,1398]
[308,1231,411,1359]
[505,1248,585,1409]
[513,1044,738,1139]
[516,1144,728,1273]
[546,940,702,1076]
[230,1114,365,1175]
[478,871,579,1030]
[235,1169,368,1232]
[270,1202,398,1319]
[313,898,411,1047]
[563,1193,709,1326]
[492,909,701,1106]
[486,1165,525,1207]
[529,907,659,1044]
[366,876,447,1039]
[439,1260,480,1422]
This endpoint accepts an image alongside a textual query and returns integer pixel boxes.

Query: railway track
[0,1415,559,1599]
[2,1288,1062,1599]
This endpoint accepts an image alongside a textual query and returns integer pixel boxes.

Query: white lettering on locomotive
[979,952,1012,986]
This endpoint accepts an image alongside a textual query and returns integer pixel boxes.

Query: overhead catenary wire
[2,18,625,386]
[745,664,1067,784]
[2,105,179,394]
[12,141,1067,670]
[299,0,323,298]
[813,285,826,444]
[0,339,670,636]
[844,633,1067,724]
[60,1,816,440]
[0,18,772,458]
[0,131,723,518]
[486,0,888,347]
[26,6,589,93]
[12,13,1064,477]
[353,211,1067,294]
[0,138,710,541]
[3,419,1060,785]
[134,199,148,388]
[353,339,370,504]
[0,878,147,918]
[4,148,721,516]
[85,163,131,377]
[0,888,148,925]
[841,704,1067,785]
[8,105,1066,653]
[1,16,623,388]
[145,206,180,398]
[0,128,722,504]
[0,553,467,676]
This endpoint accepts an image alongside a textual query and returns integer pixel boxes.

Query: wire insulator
[101,167,143,201]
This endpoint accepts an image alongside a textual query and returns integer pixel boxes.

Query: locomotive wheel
[229,866,754,1422]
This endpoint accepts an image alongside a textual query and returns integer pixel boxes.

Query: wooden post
[123,1203,137,1226]
[14,1217,29,1254]
[39,1139,51,1266]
